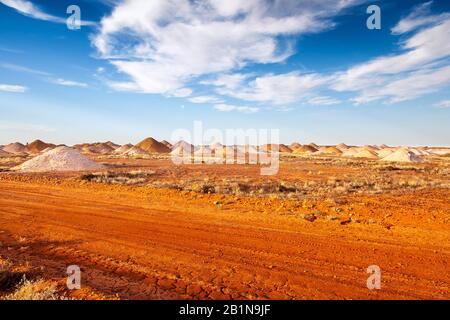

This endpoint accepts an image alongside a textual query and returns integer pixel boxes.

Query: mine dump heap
[292,145,318,154]
[13,146,105,172]
[136,137,171,153]
[26,139,56,154]
[2,142,27,154]
[114,144,134,154]
[0,149,11,156]
[122,146,149,157]
[380,148,423,163]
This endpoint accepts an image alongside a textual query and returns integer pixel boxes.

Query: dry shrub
[1,278,64,300]
[80,170,155,185]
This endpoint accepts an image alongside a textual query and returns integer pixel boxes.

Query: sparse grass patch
[1,278,65,300]
[80,170,156,185]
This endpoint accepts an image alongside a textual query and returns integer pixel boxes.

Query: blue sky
[0,0,449,146]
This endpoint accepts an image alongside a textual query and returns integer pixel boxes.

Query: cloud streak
[0,84,27,93]
[0,0,96,26]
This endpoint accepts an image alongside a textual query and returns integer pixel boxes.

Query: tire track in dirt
[0,181,449,299]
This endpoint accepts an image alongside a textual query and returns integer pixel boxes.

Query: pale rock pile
[376,148,395,158]
[122,146,149,157]
[341,147,359,157]
[380,148,423,163]
[353,148,379,159]
[13,146,105,172]
[114,144,133,154]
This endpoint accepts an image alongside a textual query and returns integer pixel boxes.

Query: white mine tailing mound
[409,148,431,156]
[341,147,359,157]
[376,148,395,158]
[122,146,149,156]
[353,148,379,159]
[14,146,105,172]
[114,144,133,154]
[426,148,450,155]
[380,148,423,163]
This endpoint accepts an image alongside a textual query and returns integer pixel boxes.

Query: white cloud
[213,104,259,113]
[52,78,88,88]
[215,72,332,105]
[0,62,51,76]
[352,66,450,104]
[333,13,450,104]
[201,73,250,90]
[93,0,364,95]
[188,95,223,104]
[0,0,95,26]
[0,84,27,93]
[391,1,450,34]
[308,96,341,105]
[434,99,450,109]
[172,88,192,98]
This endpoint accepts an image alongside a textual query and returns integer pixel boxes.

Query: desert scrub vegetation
[0,259,24,293]
[0,259,67,300]
[146,172,449,200]
[1,278,65,300]
[80,170,156,186]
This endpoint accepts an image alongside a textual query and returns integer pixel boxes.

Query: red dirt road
[0,177,449,299]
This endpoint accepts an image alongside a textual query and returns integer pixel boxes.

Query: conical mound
[293,145,318,154]
[336,143,349,151]
[172,141,194,152]
[136,137,170,153]
[380,148,423,163]
[14,146,105,172]
[376,148,395,158]
[88,143,115,154]
[105,141,120,150]
[260,144,292,153]
[2,142,27,154]
[114,144,134,154]
[341,147,359,157]
[353,148,379,159]
[323,146,342,155]
[26,139,56,154]
[122,146,149,157]
[289,142,302,150]
[160,140,172,148]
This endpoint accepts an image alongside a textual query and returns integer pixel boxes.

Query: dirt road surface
[0,176,449,299]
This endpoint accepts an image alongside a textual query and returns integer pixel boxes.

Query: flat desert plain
[0,144,449,300]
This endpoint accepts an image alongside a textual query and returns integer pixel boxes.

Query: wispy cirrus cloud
[434,99,450,109]
[308,96,341,106]
[0,84,27,93]
[51,78,88,88]
[0,0,96,26]
[391,1,450,34]
[332,6,450,105]
[0,62,51,76]
[213,104,259,114]
[188,96,224,104]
